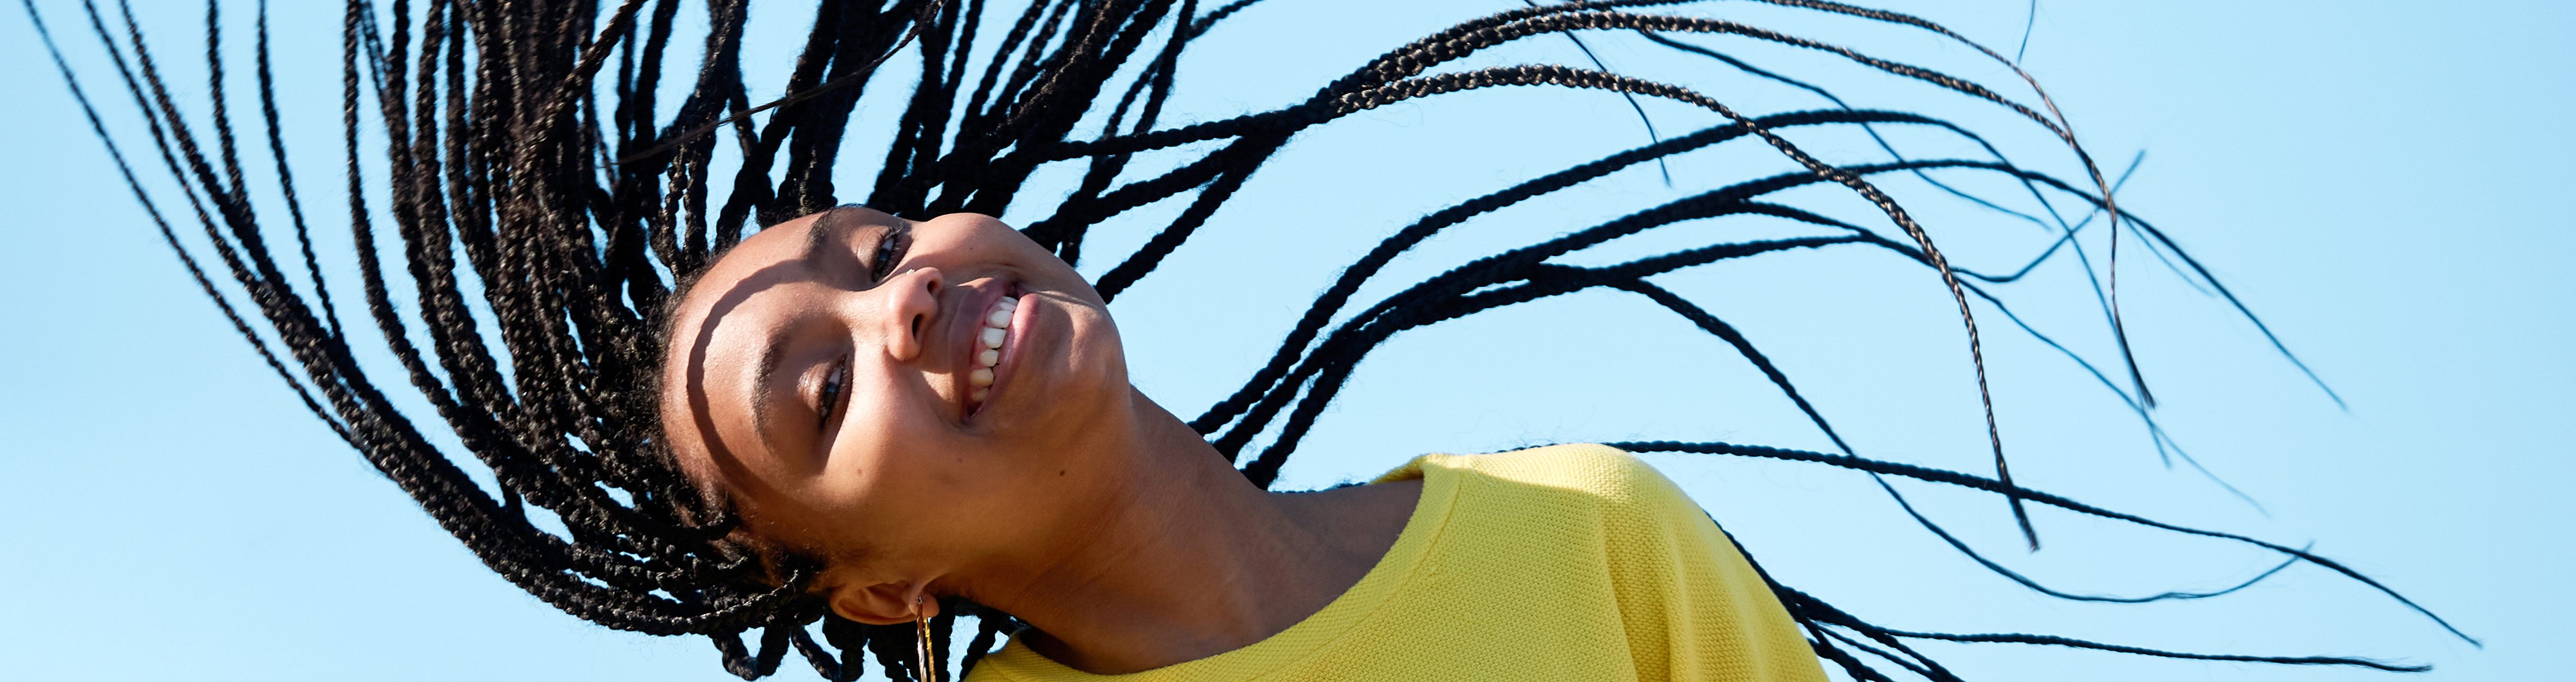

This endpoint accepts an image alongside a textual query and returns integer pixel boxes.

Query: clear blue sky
[2,1,2566,680]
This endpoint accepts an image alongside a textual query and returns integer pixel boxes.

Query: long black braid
[25,0,2467,679]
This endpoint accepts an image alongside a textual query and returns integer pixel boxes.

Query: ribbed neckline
[972,455,1462,682]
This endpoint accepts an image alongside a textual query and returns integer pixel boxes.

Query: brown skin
[658,207,1420,674]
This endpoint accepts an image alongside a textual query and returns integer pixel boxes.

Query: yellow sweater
[965,443,1827,682]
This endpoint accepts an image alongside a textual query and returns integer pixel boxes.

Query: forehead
[658,213,835,488]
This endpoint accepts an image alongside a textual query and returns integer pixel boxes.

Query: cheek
[822,428,1023,556]
[838,384,932,471]
[917,217,1019,264]
[832,370,987,496]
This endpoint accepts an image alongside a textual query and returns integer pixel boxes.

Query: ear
[826,579,939,625]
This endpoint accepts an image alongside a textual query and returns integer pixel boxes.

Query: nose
[877,266,944,361]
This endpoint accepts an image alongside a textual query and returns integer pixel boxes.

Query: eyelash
[817,359,849,431]
[867,226,907,283]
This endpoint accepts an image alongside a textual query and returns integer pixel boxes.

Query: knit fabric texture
[964,443,1828,682]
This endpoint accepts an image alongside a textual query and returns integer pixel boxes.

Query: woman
[31,0,2461,679]
[664,205,1825,680]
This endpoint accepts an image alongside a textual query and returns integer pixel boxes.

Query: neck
[954,388,1420,674]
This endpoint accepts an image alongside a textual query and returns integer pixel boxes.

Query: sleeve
[1588,446,1829,682]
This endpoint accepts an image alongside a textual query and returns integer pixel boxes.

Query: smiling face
[657,207,1133,621]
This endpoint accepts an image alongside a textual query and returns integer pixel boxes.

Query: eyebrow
[805,209,843,256]
[749,329,790,463]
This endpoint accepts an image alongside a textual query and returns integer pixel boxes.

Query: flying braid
[28,0,2454,678]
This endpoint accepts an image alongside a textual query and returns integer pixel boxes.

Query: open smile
[957,281,1031,420]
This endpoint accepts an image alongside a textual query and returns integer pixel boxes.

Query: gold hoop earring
[915,594,935,682]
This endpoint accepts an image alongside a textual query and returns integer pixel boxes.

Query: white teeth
[970,294,1018,412]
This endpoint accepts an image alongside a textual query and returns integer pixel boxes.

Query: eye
[816,358,850,431]
[867,225,909,283]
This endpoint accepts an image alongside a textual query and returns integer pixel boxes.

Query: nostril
[912,314,924,338]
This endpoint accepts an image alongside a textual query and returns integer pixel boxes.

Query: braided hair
[25,0,2466,679]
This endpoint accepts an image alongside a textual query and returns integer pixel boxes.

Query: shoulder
[1421,443,1687,503]
[1402,443,1706,530]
